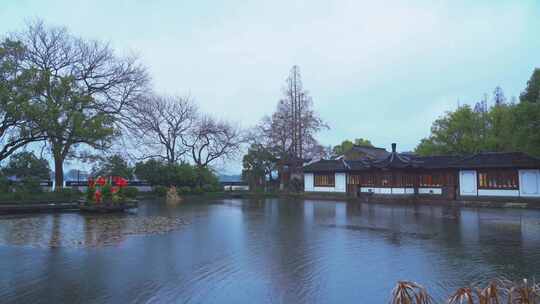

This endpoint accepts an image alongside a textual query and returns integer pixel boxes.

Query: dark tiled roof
[303,160,348,172]
[303,152,540,172]
[411,155,463,169]
[371,152,423,169]
[450,152,540,169]
[349,145,389,158]
[344,159,371,170]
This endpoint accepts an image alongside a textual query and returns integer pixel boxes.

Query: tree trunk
[54,155,64,191]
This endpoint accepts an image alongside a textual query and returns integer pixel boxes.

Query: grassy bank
[0,190,82,205]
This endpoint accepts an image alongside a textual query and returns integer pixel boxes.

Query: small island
[79,176,138,213]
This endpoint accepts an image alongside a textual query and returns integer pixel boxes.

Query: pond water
[1,198,540,303]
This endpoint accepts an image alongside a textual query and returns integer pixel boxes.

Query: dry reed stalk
[390,281,434,304]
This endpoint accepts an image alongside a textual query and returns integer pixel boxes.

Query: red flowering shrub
[86,175,130,204]
[94,191,102,203]
[95,176,106,187]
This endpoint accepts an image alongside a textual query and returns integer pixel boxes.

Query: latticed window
[401,174,415,187]
[314,173,335,187]
[361,174,376,186]
[419,174,442,187]
[348,174,362,185]
[478,170,518,189]
[380,173,392,187]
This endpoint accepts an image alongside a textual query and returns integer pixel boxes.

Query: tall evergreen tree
[520,68,540,103]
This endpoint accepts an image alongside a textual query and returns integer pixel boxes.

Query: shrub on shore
[122,187,139,198]
[177,186,192,195]
[153,186,168,197]
[0,189,82,204]
[134,160,220,191]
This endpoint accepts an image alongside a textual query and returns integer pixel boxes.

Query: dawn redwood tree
[249,66,327,166]
[13,20,148,190]
[0,39,45,161]
[280,65,327,160]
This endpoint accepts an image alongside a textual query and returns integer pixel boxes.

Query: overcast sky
[1,0,539,174]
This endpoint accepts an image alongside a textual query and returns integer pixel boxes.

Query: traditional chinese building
[303,143,540,200]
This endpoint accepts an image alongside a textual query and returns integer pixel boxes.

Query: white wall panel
[460,170,478,196]
[418,188,442,195]
[520,170,540,197]
[478,189,519,197]
[304,173,314,192]
[391,188,405,194]
[404,188,415,194]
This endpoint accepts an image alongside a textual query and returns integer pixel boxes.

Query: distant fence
[65,180,153,192]
[3,180,53,192]
[64,180,249,192]
[220,181,249,191]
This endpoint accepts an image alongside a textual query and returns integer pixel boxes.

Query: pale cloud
[1,0,539,173]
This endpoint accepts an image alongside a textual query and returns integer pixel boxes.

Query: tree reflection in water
[0,214,188,248]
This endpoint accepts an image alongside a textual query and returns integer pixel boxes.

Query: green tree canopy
[416,80,540,157]
[520,68,540,103]
[134,159,218,188]
[92,154,134,179]
[11,20,148,190]
[511,101,540,156]
[0,39,45,161]
[415,105,486,155]
[3,151,50,180]
[241,144,276,189]
[332,138,373,156]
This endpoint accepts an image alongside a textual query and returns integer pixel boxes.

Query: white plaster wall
[311,186,342,192]
[379,188,392,194]
[419,188,442,195]
[404,188,415,194]
[459,170,478,196]
[391,188,405,194]
[303,172,346,193]
[478,189,519,197]
[519,169,540,197]
[360,187,414,195]
[361,187,378,193]
[304,173,314,192]
[224,185,249,191]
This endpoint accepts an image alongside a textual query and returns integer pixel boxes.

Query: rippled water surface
[1,198,540,303]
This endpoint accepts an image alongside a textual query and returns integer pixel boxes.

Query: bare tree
[13,20,149,189]
[183,115,243,168]
[17,20,148,115]
[124,94,197,164]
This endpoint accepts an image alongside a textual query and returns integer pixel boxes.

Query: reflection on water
[0,214,188,248]
[1,198,540,303]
